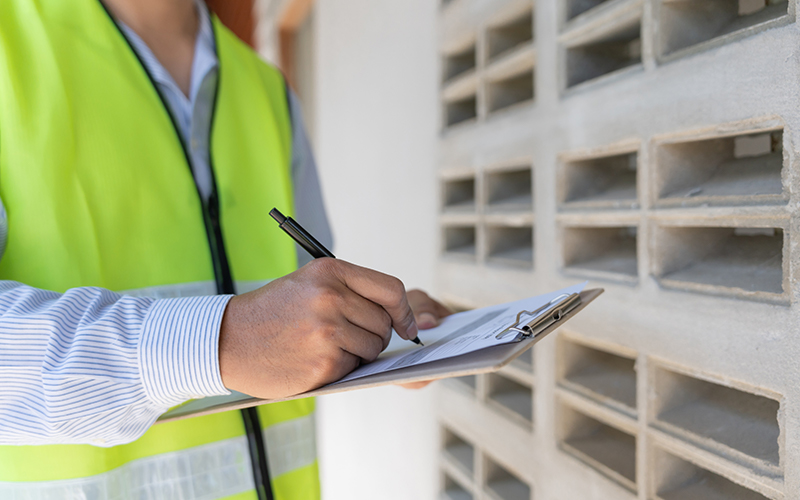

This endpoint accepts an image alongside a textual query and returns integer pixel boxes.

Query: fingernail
[406,321,419,341]
[418,313,437,329]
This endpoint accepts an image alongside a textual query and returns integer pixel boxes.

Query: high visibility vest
[0,0,320,499]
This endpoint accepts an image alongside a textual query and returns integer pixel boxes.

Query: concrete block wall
[436,0,800,499]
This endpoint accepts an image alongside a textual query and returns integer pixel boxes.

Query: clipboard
[158,288,603,423]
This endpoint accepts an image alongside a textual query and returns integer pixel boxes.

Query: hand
[407,289,452,329]
[399,289,453,390]
[218,258,418,399]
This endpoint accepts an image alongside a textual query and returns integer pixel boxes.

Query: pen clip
[496,293,581,341]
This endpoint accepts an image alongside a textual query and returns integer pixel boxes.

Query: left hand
[407,289,453,330]
[399,289,453,390]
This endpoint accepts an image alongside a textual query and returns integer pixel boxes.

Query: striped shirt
[0,2,331,447]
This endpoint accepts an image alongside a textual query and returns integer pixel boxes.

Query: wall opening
[486,166,533,212]
[561,151,638,208]
[445,95,478,127]
[658,0,789,56]
[487,225,534,268]
[653,367,781,468]
[443,473,473,500]
[444,225,477,259]
[559,338,637,414]
[485,455,532,500]
[566,19,642,88]
[488,373,534,427]
[565,0,613,21]
[654,226,784,297]
[652,447,770,500]
[443,427,475,475]
[563,226,638,279]
[443,177,477,212]
[444,45,477,83]
[559,403,637,490]
[487,10,534,62]
[656,130,784,205]
[488,70,535,113]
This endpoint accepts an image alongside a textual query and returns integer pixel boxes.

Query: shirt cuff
[138,295,233,408]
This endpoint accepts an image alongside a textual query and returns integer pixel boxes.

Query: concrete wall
[436,0,800,499]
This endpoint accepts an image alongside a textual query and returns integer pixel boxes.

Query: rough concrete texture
[435,0,800,499]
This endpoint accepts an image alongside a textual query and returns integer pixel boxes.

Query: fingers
[407,289,438,328]
[316,349,361,387]
[434,300,453,318]
[397,380,434,390]
[407,289,454,329]
[332,322,385,363]
[341,291,393,350]
[323,259,419,341]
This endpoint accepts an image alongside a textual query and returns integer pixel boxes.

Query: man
[0,0,449,498]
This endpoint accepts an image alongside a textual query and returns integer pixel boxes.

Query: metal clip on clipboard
[495,292,582,341]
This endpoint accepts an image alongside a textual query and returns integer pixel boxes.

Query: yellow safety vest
[0,0,320,498]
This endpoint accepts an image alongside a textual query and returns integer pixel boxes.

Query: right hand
[218,258,419,399]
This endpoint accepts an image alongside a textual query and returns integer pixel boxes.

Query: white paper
[334,282,587,384]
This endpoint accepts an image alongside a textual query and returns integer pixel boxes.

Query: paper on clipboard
[334,282,587,384]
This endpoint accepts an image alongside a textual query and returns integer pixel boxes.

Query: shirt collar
[190,0,219,103]
[116,0,219,103]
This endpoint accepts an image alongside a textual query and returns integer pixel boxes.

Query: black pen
[270,208,424,346]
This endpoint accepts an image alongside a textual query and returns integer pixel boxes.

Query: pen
[270,208,424,346]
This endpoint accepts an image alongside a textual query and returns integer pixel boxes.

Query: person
[0,0,450,498]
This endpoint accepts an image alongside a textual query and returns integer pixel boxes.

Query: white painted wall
[311,1,440,499]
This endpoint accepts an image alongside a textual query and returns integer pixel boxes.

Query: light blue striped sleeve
[0,282,232,447]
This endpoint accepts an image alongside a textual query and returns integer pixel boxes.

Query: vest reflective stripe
[120,280,273,299]
[0,436,255,500]
[0,416,317,499]
[262,414,316,478]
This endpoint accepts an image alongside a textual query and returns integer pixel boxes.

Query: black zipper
[97,3,274,499]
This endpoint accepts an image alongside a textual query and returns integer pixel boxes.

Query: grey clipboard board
[159,288,603,423]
